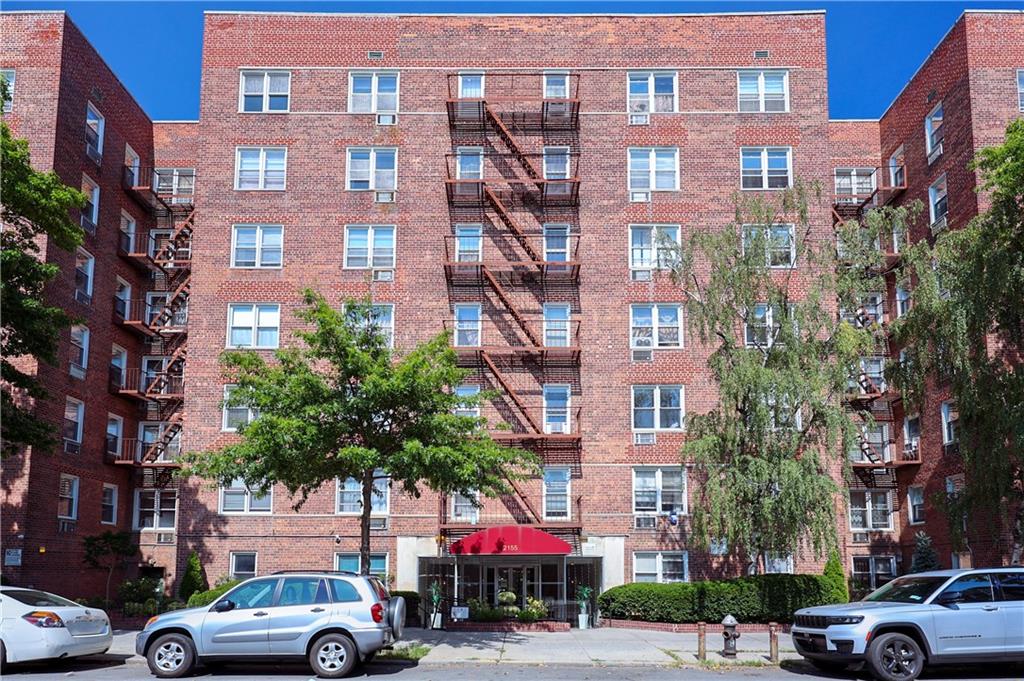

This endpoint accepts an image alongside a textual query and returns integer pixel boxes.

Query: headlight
[144,616,160,630]
[825,615,864,625]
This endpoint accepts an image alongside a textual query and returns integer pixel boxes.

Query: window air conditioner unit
[372,269,394,282]
[629,113,650,125]
[547,423,569,435]
[631,269,653,282]
[63,439,81,454]
[633,432,656,446]
[58,520,77,534]
[156,533,176,545]
[630,191,651,203]
[86,144,102,166]
[852,532,868,544]
[631,349,653,362]
[376,113,397,126]
[70,363,86,379]
[370,517,389,531]
[930,215,948,236]
[375,191,396,203]
[634,516,658,529]
[80,215,97,234]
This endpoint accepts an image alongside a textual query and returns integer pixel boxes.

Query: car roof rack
[270,570,360,576]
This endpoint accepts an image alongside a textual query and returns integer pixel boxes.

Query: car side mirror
[213,599,235,613]
[935,591,962,607]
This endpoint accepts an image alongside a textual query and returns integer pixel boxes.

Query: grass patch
[657,648,687,668]
[377,643,431,662]
[697,658,774,669]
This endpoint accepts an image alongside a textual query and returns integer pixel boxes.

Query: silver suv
[136,571,405,678]
[792,568,1024,681]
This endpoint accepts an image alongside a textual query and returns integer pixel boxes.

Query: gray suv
[792,568,1024,681]
[136,571,404,678]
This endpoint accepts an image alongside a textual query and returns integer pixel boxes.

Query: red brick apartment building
[1,8,1022,612]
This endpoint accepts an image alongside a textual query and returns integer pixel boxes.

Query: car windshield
[863,576,948,603]
[3,589,80,607]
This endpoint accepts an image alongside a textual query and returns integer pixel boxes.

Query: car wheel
[1,639,6,674]
[146,632,197,679]
[810,658,848,672]
[867,632,924,681]
[309,633,357,679]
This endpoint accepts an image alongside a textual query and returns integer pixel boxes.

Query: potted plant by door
[428,580,443,629]
[575,585,593,629]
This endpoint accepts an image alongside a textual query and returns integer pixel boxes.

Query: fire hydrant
[722,615,740,658]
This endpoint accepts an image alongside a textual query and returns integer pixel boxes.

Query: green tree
[666,183,906,572]
[889,120,1024,564]
[82,531,138,606]
[822,551,850,604]
[909,531,942,573]
[183,291,537,574]
[178,551,206,602]
[1,80,87,457]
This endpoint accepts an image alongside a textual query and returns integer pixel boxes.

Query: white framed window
[1,69,14,112]
[452,490,479,524]
[454,385,480,418]
[80,175,99,233]
[632,385,684,431]
[928,174,948,227]
[63,397,84,447]
[335,553,388,577]
[766,554,795,574]
[231,224,283,268]
[941,400,958,444]
[742,224,795,267]
[155,167,195,202]
[849,423,890,463]
[629,224,680,270]
[58,474,80,520]
[896,286,911,318]
[110,345,127,388]
[834,168,876,202]
[139,421,181,462]
[543,304,571,348]
[133,489,177,530]
[124,145,141,186]
[227,303,280,349]
[543,224,570,266]
[633,467,687,519]
[453,304,481,347]
[349,72,399,113]
[230,552,258,580]
[348,303,395,348]
[852,556,896,591]
[1018,70,1024,112]
[101,483,118,525]
[346,148,397,191]
[455,147,483,180]
[336,471,389,515]
[908,486,925,525]
[105,414,123,457]
[633,551,688,583]
[630,304,683,349]
[222,384,259,432]
[741,146,792,190]
[925,101,944,161]
[543,466,571,520]
[119,211,137,251]
[344,225,395,269]
[904,414,921,457]
[220,478,272,514]
[737,70,789,113]
[849,490,892,531]
[628,147,679,194]
[454,224,482,262]
[239,70,290,112]
[457,72,484,98]
[85,102,104,158]
[74,248,94,304]
[543,146,570,180]
[744,303,789,348]
[544,71,569,99]
[766,393,803,432]
[889,145,906,187]
[543,385,571,434]
[627,71,677,114]
[235,146,287,190]
[69,325,89,378]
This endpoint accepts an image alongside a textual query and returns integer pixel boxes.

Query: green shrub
[164,600,188,612]
[466,598,505,622]
[178,551,206,603]
[597,573,834,624]
[186,579,241,608]
[822,552,849,604]
[118,577,160,605]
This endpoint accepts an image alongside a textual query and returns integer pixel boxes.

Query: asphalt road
[4,656,1024,681]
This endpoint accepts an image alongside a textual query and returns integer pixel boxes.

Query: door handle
[982,605,999,611]
[311,607,325,613]
[253,611,268,617]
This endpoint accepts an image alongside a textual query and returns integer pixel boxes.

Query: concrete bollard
[768,621,779,663]
[697,621,706,661]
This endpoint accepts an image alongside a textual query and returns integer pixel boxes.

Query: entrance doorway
[485,565,539,607]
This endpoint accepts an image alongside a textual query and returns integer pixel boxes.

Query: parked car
[0,586,112,671]
[792,567,1024,681]
[136,571,404,678]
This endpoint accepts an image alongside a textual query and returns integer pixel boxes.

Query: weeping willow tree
[665,182,917,572]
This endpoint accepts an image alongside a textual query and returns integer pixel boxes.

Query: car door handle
[982,605,999,611]
[253,611,269,617]
[311,607,325,613]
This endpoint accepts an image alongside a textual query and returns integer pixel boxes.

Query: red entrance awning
[450,525,572,556]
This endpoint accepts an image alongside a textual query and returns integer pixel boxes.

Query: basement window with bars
[240,70,290,112]
[849,491,892,532]
[737,70,789,112]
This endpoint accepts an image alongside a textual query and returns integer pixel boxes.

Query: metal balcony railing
[442,316,581,359]
[445,72,581,131]
[123,166,195,212]
[445,152,581,207]
[832,165,907,218]
[443,234,581,282]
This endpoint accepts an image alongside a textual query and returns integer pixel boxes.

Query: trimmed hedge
[186,579,242,608]
[391,590,421,626]
[597,574,834,624]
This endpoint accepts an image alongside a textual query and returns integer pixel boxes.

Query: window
[941,401,958,444]
[544,72,568,99]
[452,490,479,524]
[240,70,290,112]
[134,489,176,530]
[74,249,94,304]
[889,145,906,187]
[627,72,677,114]
[632,385,684,431]
[630,304,683,349]
[110,345,127,389]
[925,101,944,161]
[457,73,484,98]
[278,577,330,606]
[222,385,259,432]
[997,572,1024,601]
[628,148,679,193]
[63,398,84,449]
[543,467,571,520]
[58,474,79,520]
[852,556,896,591]
[80,176,99,233]
[543,304,571,347]
[543,146,570,181]
[633,467,686,519]
[346,148,397,191]
[101,484,118,525]
[229,552,258,580]
[349,72,399,113]
[229,578,277,610]
[629,224,680,270]
[543,224,570,266]
[908,486,925,525]
[849,423,889,463]
[344,225,395,269]
[634,552,688,583]
[231,225,282,268]
[939,573,994,603]
[766,393,803,432]
[741,147,792,189]
[1018,70,1024,112]
[119,212,137,252]
[227,304,280,348]
[849,490,892,531]
[744,303,788,348]
[454,385,480,418]
[765,554,795,574]
[85,102,104,159]
[743,224,795,267]
[543,385,571,434]
[454,224,482,262]
[106,414,123,458]
[337,471,389,515]
[347,304,394,348]
[220,478,272,514]
[124,145,141,186]
[834,168,876,203]
[896,286,911,318]
[928,174,948,227]
[904,414,921,457]
[155,168,195,203]
[455,147,483,179]
[1,69,14,112]
[737,70,788,112]
[235,147,286,190]
[336,553,388,577]
[69,325,89,378]
[453,304,481,347]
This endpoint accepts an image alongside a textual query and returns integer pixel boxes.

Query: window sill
[237,110,291,115]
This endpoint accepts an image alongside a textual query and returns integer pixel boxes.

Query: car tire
[867,632,925,681]
[309,633,357,679]
[1,639,7,674]
[810,658,848,672]
[146,632,197,679]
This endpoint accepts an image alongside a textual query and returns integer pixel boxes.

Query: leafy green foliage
[597,574,835,624]
[178,551,207,602]
[82,531,137,605]
[909,531,942,573]
[0,123,87,457]
[822,551,850,604]
[187,579,242,608]
[118,577,161,605]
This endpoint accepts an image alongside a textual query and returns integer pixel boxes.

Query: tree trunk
[359,468,374,575]
[105,565,114,605]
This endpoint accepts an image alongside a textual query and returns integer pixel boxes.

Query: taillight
[23,611,65,628]
[371,602,384,623]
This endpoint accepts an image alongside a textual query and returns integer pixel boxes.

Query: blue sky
[5,1,1024,120]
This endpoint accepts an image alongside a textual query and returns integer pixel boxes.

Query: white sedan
[0,586,112,669]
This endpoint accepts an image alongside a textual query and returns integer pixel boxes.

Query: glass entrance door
[485,565,540,607]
